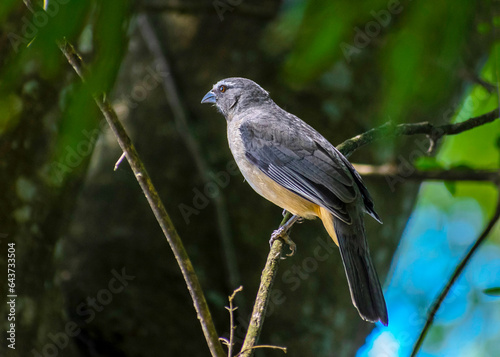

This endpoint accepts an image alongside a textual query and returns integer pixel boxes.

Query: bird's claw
[269,227,297,257]
[282,234,297,257]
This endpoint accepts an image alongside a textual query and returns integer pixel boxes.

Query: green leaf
[484,287,500,296]
[378,1,476,124]
[444,181,457,196]
[414,156,443,170]
[449,164,474,171]
[281,0,388,86]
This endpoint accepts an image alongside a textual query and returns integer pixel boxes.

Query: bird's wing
[239,118,360,224]
[336,152,382,224]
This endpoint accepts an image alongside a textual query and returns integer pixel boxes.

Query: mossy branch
[338,108,499,158]
[239,212,291,357]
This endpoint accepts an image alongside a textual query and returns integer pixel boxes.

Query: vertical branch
[58,39,226,357]
[239,239,284,356]
[239,212,291,357]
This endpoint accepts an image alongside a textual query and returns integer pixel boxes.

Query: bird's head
[201,77,271,120]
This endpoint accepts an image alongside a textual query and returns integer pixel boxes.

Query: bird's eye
[219,85,227,93]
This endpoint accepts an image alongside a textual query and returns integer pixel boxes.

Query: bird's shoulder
[239,108,348,168]
[237,105,324,154]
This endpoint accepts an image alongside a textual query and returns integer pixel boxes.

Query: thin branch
[114,152,126,171]
[337,108,499,157]
[137,13,245,313]
[226,286,244,357]
[410,186,500,357]
[459,68,498,93]
[353,163,500,182]
[237,345,287,356]
[58,39,225,357]
[239,212,291,357]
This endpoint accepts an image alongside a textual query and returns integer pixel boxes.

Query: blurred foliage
[52,1,130,185]
[281,0,388,84]
[428,44,500,223]
[275,0,478,126]
[363,39,500,356]
[0,1,131,185]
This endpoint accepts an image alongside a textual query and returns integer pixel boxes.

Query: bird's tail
[317,206,388,325]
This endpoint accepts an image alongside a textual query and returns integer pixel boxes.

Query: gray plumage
[202,77,388,326]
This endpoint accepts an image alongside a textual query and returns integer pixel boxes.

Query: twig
[239,212,291,357]
[137,13,245,314]
[353,163,500,182]
[114,152,126,171]
[225,286,244,357]
[337,108,499,158]
[459,68,498,93]
[57,39,225,357]
[410,186,500,357]
[237,345,287,356]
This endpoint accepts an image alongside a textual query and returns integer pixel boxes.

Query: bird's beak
[201,90,216,104]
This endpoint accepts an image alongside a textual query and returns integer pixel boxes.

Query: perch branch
[237,345,287,356]
[337,108,499,157]
[410,186,500,357]
[354,163,500,182]
[58,40,225,357]
[239,212,291,357]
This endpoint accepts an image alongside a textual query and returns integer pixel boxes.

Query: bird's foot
[269,227,297,257]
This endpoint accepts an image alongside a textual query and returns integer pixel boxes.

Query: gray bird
[201,77,388,325]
